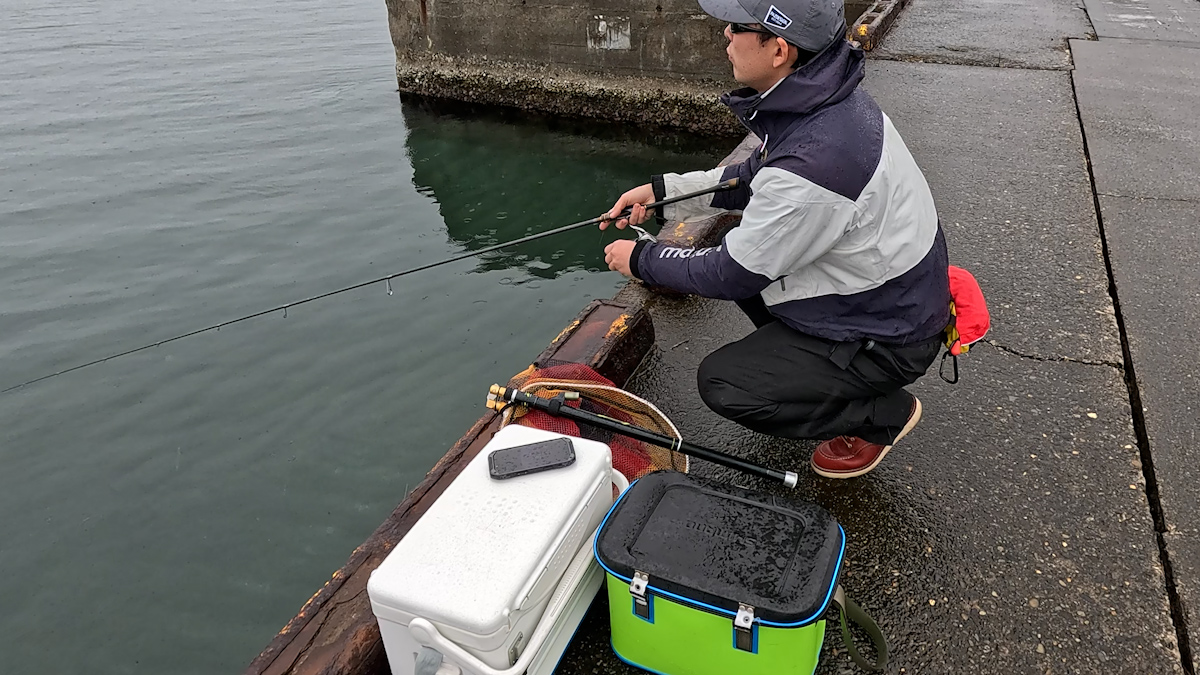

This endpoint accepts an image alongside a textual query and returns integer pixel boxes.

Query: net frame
[500,364,689,480]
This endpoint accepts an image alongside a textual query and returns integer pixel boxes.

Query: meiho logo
[683,519,755,545]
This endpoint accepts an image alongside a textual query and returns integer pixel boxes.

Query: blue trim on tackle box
[611,644,674,675]
[593,478,847,628]
[610,639,821,675]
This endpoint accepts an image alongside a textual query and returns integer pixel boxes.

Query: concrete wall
[388,0,731,81]
[384,0,880,135]
[388,0,870,82]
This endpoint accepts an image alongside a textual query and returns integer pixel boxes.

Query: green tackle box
[593,471,887,674]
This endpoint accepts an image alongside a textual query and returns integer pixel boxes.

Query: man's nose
[723,24,733,40]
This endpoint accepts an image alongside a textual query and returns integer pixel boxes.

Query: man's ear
[773,37,791,68]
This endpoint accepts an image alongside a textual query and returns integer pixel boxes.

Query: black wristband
[629,240,650,281]
[650,175,667,227]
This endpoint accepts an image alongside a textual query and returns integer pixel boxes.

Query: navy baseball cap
[698,0,846,52]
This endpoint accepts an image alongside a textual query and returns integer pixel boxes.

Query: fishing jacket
[630,39,951,344]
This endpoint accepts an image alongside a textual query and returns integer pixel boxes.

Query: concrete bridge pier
[383,0,905,135]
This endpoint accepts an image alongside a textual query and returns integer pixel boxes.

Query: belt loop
[829,340,864,369]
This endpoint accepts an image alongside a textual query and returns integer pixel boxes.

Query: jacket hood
[721,39,865,130]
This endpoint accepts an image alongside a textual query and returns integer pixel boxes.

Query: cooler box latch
[734,604,755,652]
[630,571,651,620]
[507,630,525,666]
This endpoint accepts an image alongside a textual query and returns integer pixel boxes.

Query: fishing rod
[2,179,738,394]
[486,384,800,489]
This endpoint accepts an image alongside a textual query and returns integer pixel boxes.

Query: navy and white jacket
[630,39,951,344]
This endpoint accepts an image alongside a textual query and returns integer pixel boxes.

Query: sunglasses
[729,23,776,37]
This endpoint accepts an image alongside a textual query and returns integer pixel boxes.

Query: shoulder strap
[833,585,888,671]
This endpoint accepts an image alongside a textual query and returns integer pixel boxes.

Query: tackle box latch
[734,603,755,652]
[630,571,651,620]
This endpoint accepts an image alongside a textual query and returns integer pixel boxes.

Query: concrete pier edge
[850,0,911,51]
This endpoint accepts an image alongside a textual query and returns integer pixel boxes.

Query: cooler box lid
[595,471,844,626]
[368,425,612,638]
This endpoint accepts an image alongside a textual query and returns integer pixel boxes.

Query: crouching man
[601,0,950,478]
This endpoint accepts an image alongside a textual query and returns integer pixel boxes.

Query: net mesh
[501,362,689,481]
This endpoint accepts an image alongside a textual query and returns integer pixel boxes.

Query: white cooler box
[368,425,624,675]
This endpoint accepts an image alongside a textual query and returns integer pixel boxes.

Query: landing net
[501,362,689,481]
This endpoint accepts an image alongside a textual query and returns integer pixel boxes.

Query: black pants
[696,297,942,446]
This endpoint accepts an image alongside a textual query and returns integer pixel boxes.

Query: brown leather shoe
[811,396,922,478]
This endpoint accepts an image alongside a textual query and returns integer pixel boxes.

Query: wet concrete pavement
[556,2,1200,672]
[1081,0,1200,44]
[1072,29,1200,673]
[865,61,1120,366]
[872,0,1092,69]
[590,298,1176,674]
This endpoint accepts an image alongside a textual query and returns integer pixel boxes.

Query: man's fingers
[625,203,651,226]
[609,197,636,220]
[602,201,624,230]
[604,183,653,231]
[602,204,634,230]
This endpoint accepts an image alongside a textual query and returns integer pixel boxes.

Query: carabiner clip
[939,350,959,384]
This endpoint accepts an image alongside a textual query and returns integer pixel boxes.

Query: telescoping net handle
[491,363,688,481]
[488,375,799,488]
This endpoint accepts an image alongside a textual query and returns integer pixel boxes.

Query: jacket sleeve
[632,166,857,299]
[653,155,755,224]
[723,166,859,280]
[631,239,774,301]
[712,157,755,212]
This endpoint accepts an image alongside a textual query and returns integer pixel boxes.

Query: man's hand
[604,240,637,278]
[601,183,655,231]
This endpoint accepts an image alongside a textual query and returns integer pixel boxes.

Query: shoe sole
[811,397,923,479]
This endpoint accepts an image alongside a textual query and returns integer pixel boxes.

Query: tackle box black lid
[595,471,844,625]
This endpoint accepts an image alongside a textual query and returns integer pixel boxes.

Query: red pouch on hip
[941,266,990,383]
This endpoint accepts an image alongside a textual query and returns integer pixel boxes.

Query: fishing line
[2,179,737,395]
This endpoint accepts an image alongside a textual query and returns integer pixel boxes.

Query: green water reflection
[403,97,729,278]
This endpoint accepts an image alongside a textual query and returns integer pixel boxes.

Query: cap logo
[763,5,792,29]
